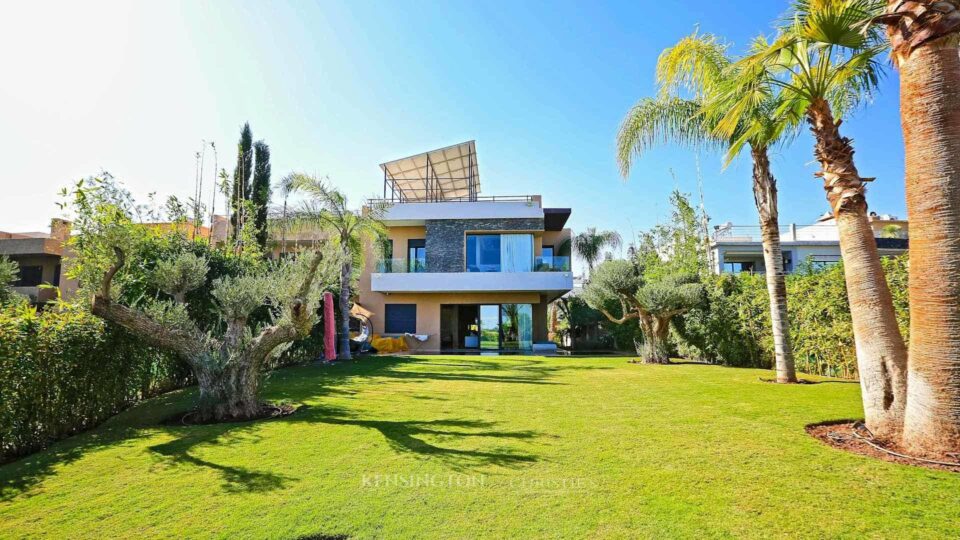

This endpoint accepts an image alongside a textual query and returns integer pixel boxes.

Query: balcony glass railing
[534,256,571,272]
[375,256,571,273]
[377,258,428,273]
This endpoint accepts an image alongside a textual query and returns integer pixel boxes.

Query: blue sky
[1,1,907,266]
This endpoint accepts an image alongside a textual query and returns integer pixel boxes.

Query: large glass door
[479,305,500,350]
[501,304,533,350]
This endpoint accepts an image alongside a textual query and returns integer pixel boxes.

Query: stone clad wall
[425,218,544,272]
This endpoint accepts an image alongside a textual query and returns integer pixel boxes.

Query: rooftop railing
[712,224,907,243]
[366,195,538,206]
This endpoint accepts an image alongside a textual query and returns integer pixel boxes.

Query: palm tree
[276,174,297,258]
[617,31,799,383]
[873,0,960,453]
[287,174,386,360]
[573,228,622,279]
[719,0,906,438]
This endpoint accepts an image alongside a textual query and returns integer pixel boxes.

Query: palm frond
[616,97,720,177]
[656,31,731,98]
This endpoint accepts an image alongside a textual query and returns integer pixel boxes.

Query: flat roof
[380,141,480,202]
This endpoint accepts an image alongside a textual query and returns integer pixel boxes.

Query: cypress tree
[252,140,272,250]
[230,123,253,239]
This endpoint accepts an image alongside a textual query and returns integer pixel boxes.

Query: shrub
[674,255,910,378]
[0,304,190,462]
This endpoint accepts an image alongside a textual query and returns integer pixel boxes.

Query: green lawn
[2,356,958,539]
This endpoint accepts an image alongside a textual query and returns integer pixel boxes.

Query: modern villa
[710,212,909,274]
[356,141,574,353]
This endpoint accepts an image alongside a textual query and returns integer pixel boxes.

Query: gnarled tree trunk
[751,145,797,383]
[882,0,960,454]
[91,248,322,422]
[637,314,672,364]
[806,98,909,440]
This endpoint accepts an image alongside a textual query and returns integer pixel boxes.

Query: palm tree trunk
[339,249,352,361]
[751,145,797,383]
[806,98,908,440]
[893,27,960,454]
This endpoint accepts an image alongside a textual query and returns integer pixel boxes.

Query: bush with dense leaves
[0,304,191,462]
[676,255,910,378]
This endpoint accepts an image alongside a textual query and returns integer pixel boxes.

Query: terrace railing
[375,256,571,273]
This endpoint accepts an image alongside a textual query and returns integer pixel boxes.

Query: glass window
[540,246,555,271]
[722,261,756,274]
[500,304,533,350]
[15,265,43,287]
[407,239,425,272]
[480,305,500,350]
[384,304,417,334]
[467,235,501,272]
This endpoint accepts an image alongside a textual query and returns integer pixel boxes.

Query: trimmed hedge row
[0,305,191,462]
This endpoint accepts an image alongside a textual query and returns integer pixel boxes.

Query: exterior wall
[371,270,573,294]
[385,226,427,259]
[357,290,547,350]
[425,218,544,272]
[381,200,544,223]
[712,242,904,274]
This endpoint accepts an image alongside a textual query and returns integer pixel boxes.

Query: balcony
[371,257,573,295]
[376,257,571,274]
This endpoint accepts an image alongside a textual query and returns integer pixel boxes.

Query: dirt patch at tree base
[161,402,298,426]
[807,420,960,473]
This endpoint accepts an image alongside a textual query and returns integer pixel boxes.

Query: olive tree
[582,259,703,364]
[91,244,339,421]
[69,175,341,421]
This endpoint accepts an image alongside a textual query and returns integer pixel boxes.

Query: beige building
[0,219,78,304]
[355,141,574,352]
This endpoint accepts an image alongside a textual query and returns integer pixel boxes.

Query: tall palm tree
[573,228,622,279]
[287,174,385,360]
[618,31,799,384]
[720,0,906,438]
[276,174,297,258]
[874,0,960,453]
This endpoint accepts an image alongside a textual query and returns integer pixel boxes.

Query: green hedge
[0,305,191,462]
[677,255,910,378]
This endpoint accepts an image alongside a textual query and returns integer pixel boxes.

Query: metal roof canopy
[380,141,480,202]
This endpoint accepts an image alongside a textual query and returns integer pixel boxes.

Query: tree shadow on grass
[0,355,573,500]
[0,389,193,502]
[148,426,295,493]
[301,405,542,471]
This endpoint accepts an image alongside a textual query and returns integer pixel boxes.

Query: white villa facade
[710,213,909,274]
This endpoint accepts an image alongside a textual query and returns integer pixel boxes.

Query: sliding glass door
[500,304,533,350]
[473,303,534,351]
[479,305,500,350]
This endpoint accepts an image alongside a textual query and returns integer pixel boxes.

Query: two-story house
[357,141,574,352]
[710,212,909,274]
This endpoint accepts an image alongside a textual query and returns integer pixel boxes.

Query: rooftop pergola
[380,141,480,202]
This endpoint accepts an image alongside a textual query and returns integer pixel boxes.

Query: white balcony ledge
[371,271,573,294]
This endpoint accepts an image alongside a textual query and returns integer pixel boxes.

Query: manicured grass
[2,356,958,539]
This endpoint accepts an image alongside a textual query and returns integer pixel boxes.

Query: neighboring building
[0,219,78,304]
[356,141,574,352]
[711,212,909,274]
